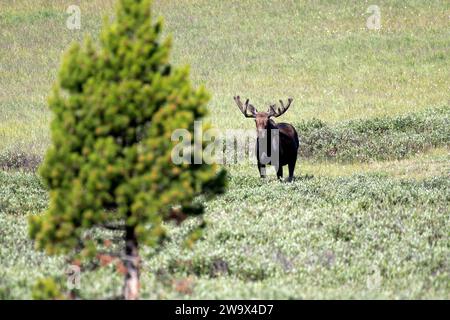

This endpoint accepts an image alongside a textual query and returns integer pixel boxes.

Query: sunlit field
[0,0,449,299]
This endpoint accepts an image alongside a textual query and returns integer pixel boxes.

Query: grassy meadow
[0,0,449,299]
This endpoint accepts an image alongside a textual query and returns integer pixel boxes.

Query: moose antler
[234,96,257,118]
[268,98,293,118]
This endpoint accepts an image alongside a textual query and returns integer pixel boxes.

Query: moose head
[233,96,293,138]
[233,96,299,182]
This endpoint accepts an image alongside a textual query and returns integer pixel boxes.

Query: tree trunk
[123,226,140,300]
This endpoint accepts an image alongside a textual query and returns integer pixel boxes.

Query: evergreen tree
[29,0,226,299]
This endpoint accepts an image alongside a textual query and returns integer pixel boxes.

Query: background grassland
[0,0,449,299]
[1,0,449,153]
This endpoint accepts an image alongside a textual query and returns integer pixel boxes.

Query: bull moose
[234,96,299,182]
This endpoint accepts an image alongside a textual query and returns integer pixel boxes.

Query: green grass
[0,0,449,156]
[0,162,449,299]
[0,0,449,299]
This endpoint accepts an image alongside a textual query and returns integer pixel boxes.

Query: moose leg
[258,163,266,178]
[276,165,283,180]
[287,159,296,182]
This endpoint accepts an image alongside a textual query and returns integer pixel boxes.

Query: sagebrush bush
[149,173,449,288]
[0,171,47,215]
[0,146,43,172]
[296,105,449,162]
[1,167,448,299]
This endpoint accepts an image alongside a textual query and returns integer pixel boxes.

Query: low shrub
[296,105,449,162]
